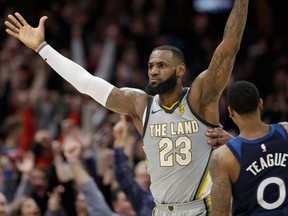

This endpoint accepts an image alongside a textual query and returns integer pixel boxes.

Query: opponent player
[5,0,249,214]
[209,81,288,215]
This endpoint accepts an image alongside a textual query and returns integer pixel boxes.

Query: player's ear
[228,106,234,118]
[258,98,263,111]
[176,63,185,77]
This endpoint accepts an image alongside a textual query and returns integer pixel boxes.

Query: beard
[145,70,177,96]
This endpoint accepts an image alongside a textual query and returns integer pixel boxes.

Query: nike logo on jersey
[151,109,161,114]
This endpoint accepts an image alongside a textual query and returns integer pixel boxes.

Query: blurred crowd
[0,0,288,215]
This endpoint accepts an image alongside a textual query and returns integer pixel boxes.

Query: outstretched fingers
[39,16,48,27]
[5,13,25,39]
[7,14,22,29]
[15,12,29,26]
[5,21,19,39]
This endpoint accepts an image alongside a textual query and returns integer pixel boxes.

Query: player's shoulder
[211,145,231,163]
[209,145,233,177]
[120,87,147,94]
[278,122,288,133]
[120,87,149,100]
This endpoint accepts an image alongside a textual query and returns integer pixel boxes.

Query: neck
[159,85,183,107]
[237,116,269,140]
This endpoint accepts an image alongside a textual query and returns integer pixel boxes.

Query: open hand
[206,127,234,149]
[5,12,47,50]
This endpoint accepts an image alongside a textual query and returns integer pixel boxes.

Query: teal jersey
[142,88,217,204]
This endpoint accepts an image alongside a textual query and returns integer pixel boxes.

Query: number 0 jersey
[142,88,217,204]
[227,124,288,216]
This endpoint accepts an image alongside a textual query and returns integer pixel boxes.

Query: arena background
[1,0,288,133]
[0,0,288,215]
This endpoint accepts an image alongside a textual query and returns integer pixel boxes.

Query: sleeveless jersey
[226,124,288,216]
[142,88,217,204]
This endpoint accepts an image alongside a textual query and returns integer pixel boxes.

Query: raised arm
[63,138,116,216]
[5,13,148,133]
[190,0,249,123]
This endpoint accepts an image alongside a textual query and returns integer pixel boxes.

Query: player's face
[145,50,178,95]
[145,70,177,95]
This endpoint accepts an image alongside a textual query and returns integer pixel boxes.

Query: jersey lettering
[149,120,199,137]
[257,177,286,210]
[246,153,288,175]
[158,136,192,167]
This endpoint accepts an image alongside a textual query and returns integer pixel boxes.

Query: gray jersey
[143,88,216,204]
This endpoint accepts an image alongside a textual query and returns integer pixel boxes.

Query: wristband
[35,41,48,53]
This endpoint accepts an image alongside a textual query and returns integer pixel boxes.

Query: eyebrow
[148,60,169,65]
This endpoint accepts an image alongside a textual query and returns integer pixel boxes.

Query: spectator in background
[62,136,136,216]
[0,192,8,216]
[9,196,41,216]
[12,152,50,215]
[110,186,136,216]
[9,187,67,216]
[263,68,288,124]
[113,115,154,216]
[30,129,54,168]
[12,150,77,216]
[1,115,23,157]
[0,115,24,202]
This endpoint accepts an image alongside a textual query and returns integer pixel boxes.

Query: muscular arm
[190,0,249,123]
[38,45,148,117]
[106,88,148,133]
[5,13,148,134]
[209,147,233,216]
[38,46,148,133]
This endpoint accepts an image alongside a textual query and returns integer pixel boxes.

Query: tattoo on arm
[207,51,230,83]
[224,0,249,49]
[209,153,232,215]
[201,0,249,106]
[106,88,146,118]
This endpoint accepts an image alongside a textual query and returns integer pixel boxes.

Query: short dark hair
[227,81,260,114]
[152,45,185,63]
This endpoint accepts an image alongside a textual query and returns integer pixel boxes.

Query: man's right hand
[5,12,47,51]
[206,127,234,149]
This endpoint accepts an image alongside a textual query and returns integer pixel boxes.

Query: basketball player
[4,0,249,214]
[209,81,288,216]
